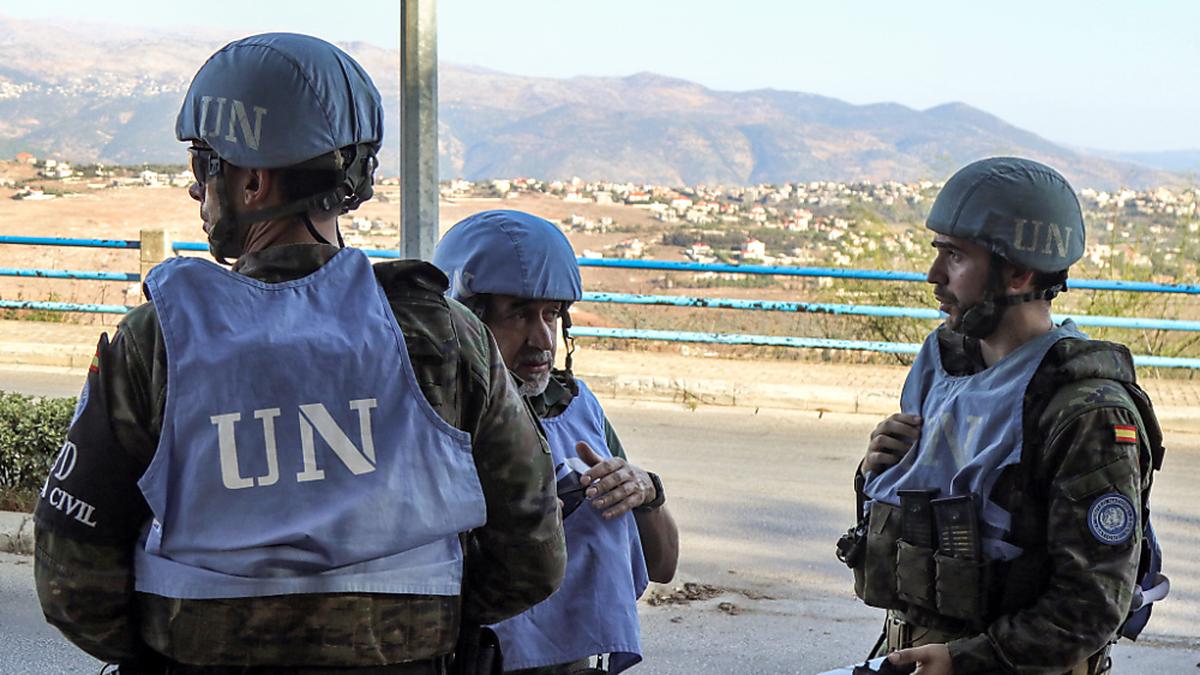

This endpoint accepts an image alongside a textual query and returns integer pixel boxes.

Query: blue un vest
[490,379,648,674]
[864,321,1086,561]
[135,249,487,599]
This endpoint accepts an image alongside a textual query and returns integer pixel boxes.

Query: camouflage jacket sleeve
[449,300,566,625]
[602,414,629,460]
[948,382,1145,674]
[33,306,161,664]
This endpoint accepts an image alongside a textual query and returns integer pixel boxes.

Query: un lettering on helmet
[927,157,1086,273]
[176,33,384,170]
[195,97,268,151]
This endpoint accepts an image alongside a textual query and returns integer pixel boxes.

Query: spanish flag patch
[88,349,100,374]
[1114,425,1137,444]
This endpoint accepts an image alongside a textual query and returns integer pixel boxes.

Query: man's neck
[979,302,1054,367]
[241,214,339,255]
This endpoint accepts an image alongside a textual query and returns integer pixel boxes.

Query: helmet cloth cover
[177,32,382,168]
[433,210,583,304]
[176,33,383,261]
[926,157,1086,339]
[926,157,1085,273]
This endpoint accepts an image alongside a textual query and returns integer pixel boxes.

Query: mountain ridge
[0,16,1186,190]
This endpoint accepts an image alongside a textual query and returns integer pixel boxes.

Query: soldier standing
[844,157,1167,675]
[34,34,565,673]
[434,210,680,674]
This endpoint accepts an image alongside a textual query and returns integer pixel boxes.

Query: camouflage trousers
[878,610,1112,675]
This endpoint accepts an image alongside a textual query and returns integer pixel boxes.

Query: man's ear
[241,168,274,207]
[1006,263,1037,294]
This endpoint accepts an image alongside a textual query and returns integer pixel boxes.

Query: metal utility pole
[400,0,438,260]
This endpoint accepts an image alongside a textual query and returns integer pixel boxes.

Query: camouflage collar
[526,372,576,419]
[232,243,342,282]
[937,325,1136,384]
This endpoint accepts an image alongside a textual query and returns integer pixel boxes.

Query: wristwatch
[635,472,665,513]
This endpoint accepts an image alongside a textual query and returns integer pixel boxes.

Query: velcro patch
[1088,493,1136,545]
[1114,425,1137,444]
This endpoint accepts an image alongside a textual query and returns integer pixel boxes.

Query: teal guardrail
[0,235,139,249]
[570,327,1200,369]
[574,257,1200,295]
[3,237,1199,367]
[582,292,1200,332]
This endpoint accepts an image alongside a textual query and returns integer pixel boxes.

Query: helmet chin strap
[203,144,373,263]
[207,181,347,264]
[956,274,1065,340]
[558,306,579,394]
[206,166,245,265]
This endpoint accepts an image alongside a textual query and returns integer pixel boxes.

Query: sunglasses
[187,146,222,185]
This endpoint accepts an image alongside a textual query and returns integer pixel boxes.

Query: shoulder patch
[1088,493,1136,545]
[1114,425,1137,444]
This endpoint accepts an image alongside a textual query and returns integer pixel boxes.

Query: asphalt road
[1,369,1197,673]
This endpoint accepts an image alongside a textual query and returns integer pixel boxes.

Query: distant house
[685,242,713,260]
[13,186,55,201]
[742,238,766,260]
[669,196,693,212]
[614,238,645,259]
[14,152,35,164]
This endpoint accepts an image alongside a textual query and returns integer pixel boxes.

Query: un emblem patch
[1088,493,1136,545]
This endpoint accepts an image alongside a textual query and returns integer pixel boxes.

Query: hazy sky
[5,1,1196,152]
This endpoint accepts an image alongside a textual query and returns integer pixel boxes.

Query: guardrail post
[140,228,173,281]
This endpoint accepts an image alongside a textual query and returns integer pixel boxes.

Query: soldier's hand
[864,413,922,474]
[577,441,654,520]
[888,643,952,674]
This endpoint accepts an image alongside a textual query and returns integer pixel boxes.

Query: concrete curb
[0,510,34,555]
[574,369,1200,434]
[577,371,900,417]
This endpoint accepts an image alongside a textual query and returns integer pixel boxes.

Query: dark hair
[991,253,1068,301]
[1033,269,1069,294]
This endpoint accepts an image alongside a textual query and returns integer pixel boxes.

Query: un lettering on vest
[196,96,267,150]
[1011,219,1071,257]
[916,411,984,470]
[211,398,379,490]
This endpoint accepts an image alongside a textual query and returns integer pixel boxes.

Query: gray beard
[517,370,551,397]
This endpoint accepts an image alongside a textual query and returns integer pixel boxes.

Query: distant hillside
[1099,149,1200,175]
[438,66,1179,190]
[0,16,1184,190]
[0,17,400,172]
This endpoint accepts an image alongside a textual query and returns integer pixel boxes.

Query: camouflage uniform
[850,327,1163,675]
[34,244,567,669]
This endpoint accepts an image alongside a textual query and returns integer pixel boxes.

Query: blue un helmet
[926,157,1086,338]
[433,210,583,369]
[177,33,383,261]
[433,210,583,304]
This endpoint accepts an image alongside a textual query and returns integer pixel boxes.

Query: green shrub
[0,391,77,495]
